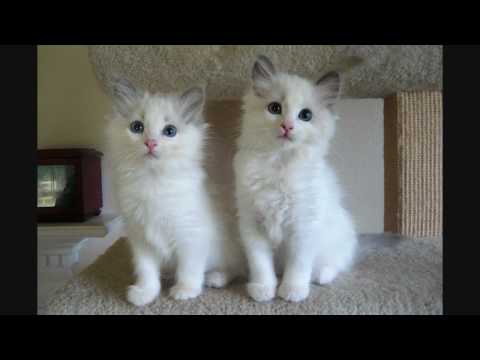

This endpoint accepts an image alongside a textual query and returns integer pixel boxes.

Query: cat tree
[43,45,443,314]
[90,45,443,238]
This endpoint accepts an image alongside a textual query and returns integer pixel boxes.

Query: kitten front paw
[246,282,276,302]
[277,282,310,302]
[205,271,230,288]
[169,284,202,300]
[314,266,339,285]
[127,284,160,307]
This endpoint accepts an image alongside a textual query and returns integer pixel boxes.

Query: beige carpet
[88,45,442,100]
[43,235,442,315]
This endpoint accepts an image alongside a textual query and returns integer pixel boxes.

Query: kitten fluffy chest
[241,151,307,245]
[118,168,208,246]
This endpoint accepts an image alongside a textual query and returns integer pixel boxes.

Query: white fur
[234,60,357,302]
[106,82,242,306]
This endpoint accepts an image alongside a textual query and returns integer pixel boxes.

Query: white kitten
[233,55,357,302]
[105,78,242,306]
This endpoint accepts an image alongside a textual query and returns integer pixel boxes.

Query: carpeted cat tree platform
[44,235,442,315]
[43,45,443,315]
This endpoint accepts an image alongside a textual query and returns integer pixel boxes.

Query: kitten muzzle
[144,139,159,155]
[278,121,294,140]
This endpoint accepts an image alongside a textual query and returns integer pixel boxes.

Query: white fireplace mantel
[37,214,124,308]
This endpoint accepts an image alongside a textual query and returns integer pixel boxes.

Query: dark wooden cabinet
[37,149,103,222]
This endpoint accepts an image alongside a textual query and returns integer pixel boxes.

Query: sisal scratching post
[384,91,443,238]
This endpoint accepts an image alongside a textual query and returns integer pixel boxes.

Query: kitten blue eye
[298,109,312,121]
[163,125,177,137]
[267,102,282,115]
[130,120,144,134]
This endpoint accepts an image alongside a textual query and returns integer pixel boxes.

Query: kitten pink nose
[280,120,294,135]
[144,139,157,152]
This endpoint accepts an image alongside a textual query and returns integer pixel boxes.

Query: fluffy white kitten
[106,78,242,306]
[233,55,357,302]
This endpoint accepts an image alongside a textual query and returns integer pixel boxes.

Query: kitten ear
[111,76,143,117]
[252,55,276,97]
[315,71,341,107]
[179,85,205,124]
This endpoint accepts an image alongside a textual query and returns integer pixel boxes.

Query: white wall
[330,99,384,233]
[38,45,384,234]
[37,45,118,216]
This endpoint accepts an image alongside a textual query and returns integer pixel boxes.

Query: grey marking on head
[110,75,143,117]
[315,71,341,107]
[253,55,276,81]
[252,55,276,97]
[179,85,205,124]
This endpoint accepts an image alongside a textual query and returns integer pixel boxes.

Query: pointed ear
[111,76,143,117]
[179,85,205,124]
[315,71,341,107]
[252,55,276,97]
